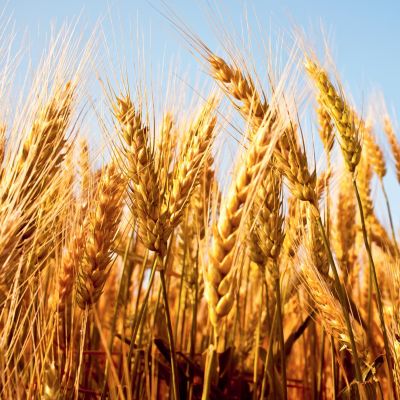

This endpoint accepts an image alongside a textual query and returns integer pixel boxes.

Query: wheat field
[1,6,400,400]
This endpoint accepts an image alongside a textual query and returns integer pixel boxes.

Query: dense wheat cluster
[2,11,400,400]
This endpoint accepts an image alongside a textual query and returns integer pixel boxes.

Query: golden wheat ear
[305,59,361,173]
[205,110,279,331]
[207,54,268,129]
[167,97,218,229]
[301,262,369,364]
[157,112,177,184]
[16,82,76,195]
[332,170,357,284]
[78,137,91,200]
[274,128,317,205]
[363,121,386,179]
[0,83,77,296]
[76,162,126,309]
[191,143,219,240]
[248,169,284,275]
[113,94,167,259]
[0,123,5,171]
[317,96,335,155]
[384,116,400,183]
[58,212,86,314]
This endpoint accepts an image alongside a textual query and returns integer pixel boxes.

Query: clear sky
[5,0,400,226]
[8,0,400,107]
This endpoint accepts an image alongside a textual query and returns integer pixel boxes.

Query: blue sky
[6,0,400,226]
[8,0,400,108]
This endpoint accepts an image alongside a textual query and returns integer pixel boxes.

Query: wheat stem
[260,304,278,399]
[274,272,287,400]
[74,308,88,400]
[100,229,135,399]
[160,269,180,400]
[252,289,262,400]
[380,179,399,255]
[317,329,326,399]
[331,338,338,399]
[201,344,217,400]
[188,254,199,400]
[126,256,158,365]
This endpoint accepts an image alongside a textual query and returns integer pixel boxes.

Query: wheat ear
[384,116,400,183]
[274,128,317,204]
[363,121,386,179]
[204,116,277,329]
[167,98,218,228]
[305,59,361,173]
[16,82,75,200]
[249,169,284,274]
[302,263,368,363]
[332,172,357,284]
[317,96,335,156]
[0,124,5,181]
[113,95,167,259]
[208,54,268,129]
[76,163,125,309]
[59,218,85,313]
